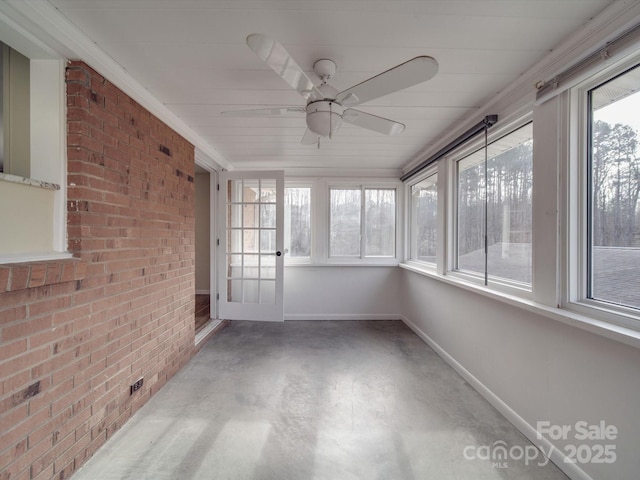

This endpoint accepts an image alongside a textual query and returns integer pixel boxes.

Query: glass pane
[260,180,277,203]
[243,229,259,253]
[243,183,259,202]
[411,174,438,263]
[457,155,485,275]
[243,280,260,303]
[260,204,276,228]
[229,280,242,302]
[261,255,276,279]
[226,254,242,278]
[228,179,243,203]
[243,204,259,228]
[364,189,395,257]
[260,230,276,253]
[589,65,640,309]
[457,123,533,285]
[330,188,361,257]
[229,204,242,228]
[228,229,242,253]
[486,125,533,285]
[243,254,259,278]
[285,187,311,258]
[261,280,276,304]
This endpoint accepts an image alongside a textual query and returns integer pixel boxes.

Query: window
[0,31,67,262]
[329,186,396,258]
[284,186,311,260]
[1,41,30,176]
[455,123,533,286]
[587,64,640,310]
[409,172,438,264]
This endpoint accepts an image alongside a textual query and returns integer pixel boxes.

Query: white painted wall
[284,266,402,320]
[399,269,640,480]
[0,180,54,254]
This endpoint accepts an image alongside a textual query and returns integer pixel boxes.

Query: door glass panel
[261,255,276,279]
[227,254,242,278]
[244,203,259,227]
[229,279,242,302]
[243,254,259,278]
[228,229,242,253]
[244,280,260,303]
[260,230,276,253]
[261,280,276,304]
[244,229,259,253]
[261,204,276,228]
[260,180,277,202]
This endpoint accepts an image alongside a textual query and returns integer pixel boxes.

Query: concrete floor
[72,321,569,480]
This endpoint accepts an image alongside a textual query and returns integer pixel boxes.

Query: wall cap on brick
[0,258,86,293]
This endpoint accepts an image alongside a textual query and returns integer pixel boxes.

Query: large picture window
[588,64,640,310]
[455,123,533,286]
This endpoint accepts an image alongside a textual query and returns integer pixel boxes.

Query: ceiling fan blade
[246,34,323,100]
[301,129,320,145]
[221,107,305,117]
[336,56,438,107]
[343,109,405,135]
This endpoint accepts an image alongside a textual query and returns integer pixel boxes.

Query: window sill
[399,262,640,349]
[0,172,60,191]
[286,262,400,267]
[0,256,86,293]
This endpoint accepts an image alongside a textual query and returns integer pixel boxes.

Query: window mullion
[360,185,366,258]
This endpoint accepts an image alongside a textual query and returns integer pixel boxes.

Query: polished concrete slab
[72,321,568,480]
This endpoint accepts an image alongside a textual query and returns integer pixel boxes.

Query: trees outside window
[456,123,533,285]
[589,66,640,309]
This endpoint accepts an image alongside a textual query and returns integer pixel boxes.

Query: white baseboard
[400,315,593,480]
[284,313,402,321]
[195,290,211,295]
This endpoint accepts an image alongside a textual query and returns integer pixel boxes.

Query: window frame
[567,53,640,328]
[406,165,439,268]
[0,26,69,264]
[283,181,314,265]
[446,118,534,297]
[326,180,401,265]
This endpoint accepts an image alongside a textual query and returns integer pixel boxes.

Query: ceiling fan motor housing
[306,101,343,137]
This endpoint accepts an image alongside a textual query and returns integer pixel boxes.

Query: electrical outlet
[130,377,143,395]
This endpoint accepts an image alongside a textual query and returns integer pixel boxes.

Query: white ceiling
[46,0,614,173]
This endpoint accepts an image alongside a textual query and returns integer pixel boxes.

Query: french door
[217,171,284,321]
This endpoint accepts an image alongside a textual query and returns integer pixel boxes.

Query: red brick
[0,304,27,324]
[8,265,30,291]
[0,60,196,478]
[0,339,28,361]
[0,267,9,293]
[2,316,52,341]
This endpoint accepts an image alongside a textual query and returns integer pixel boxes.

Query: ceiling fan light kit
[223,33,439,145]
[306,101,343,137]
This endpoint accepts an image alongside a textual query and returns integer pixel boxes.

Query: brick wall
[0,61,197,480]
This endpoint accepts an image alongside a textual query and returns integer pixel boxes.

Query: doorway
[194,165,220,341]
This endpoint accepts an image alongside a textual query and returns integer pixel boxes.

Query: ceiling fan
[222,34,439,145]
